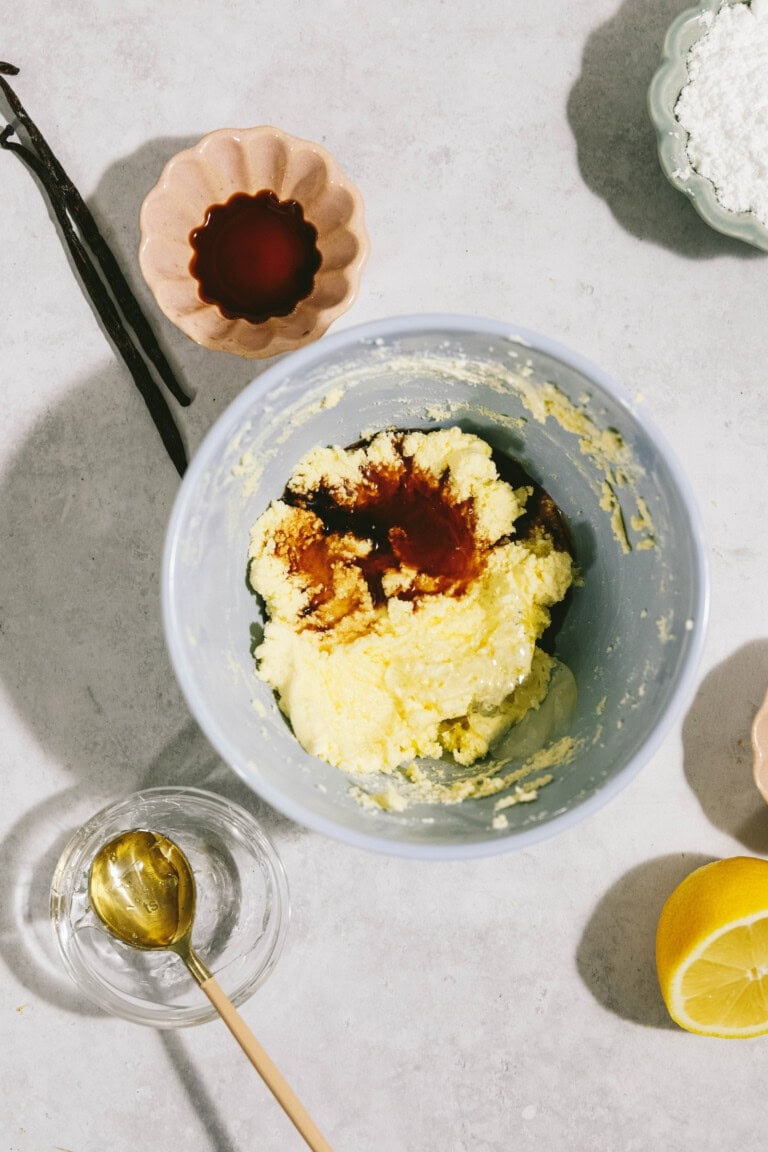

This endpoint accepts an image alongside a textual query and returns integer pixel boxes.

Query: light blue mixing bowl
[162,315,709,859]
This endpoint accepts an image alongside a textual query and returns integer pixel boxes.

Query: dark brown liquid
[277,433,574,629]
[286,444,482,608]
[189,190,321,323]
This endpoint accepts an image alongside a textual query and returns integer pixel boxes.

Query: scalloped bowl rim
[138,125,370,357]
[648,0,768,252]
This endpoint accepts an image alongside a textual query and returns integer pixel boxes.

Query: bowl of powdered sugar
[649,0,768,250]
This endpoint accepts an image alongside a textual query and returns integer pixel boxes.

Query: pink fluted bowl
[139,126,369,358]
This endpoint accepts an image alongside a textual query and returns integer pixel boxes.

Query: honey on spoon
[89,829,333,1152]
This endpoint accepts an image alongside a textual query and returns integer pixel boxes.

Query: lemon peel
[656,856,768,1038]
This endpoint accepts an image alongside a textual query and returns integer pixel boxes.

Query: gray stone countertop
[2,2,767,1149]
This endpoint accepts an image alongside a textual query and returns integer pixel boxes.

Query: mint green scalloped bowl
[648,0,768,251]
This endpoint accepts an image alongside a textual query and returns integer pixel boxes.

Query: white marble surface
[2,1,768,1149]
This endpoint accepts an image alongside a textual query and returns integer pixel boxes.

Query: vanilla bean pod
[1,127,187,476]
[0,62,191,408]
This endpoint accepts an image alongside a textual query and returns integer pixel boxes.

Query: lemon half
[656,856,768,1038]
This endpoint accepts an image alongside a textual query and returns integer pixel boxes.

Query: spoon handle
[200,975,335,1152]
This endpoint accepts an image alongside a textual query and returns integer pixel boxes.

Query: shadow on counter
[567,0,763,259]
[0,129,279,806]
[576,852,713,1028]
[0,354,303,1010]
[578,639,768,1026]
[682,639,768,854]
[160,1032,240,1152]
[0,133,334,1007]
[89,134,282,440]
[0,788,103,1017]
[0,129,327,1152]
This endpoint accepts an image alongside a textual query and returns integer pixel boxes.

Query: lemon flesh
[656,857,768,1038]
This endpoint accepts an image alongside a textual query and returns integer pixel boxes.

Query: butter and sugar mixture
[248,426,573,780]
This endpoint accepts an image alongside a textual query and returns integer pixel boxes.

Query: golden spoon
[89,828,333,1152]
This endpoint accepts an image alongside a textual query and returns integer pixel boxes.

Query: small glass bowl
[50,786,289,1028]
[648,0,768,251]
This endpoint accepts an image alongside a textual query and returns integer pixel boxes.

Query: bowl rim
[162,313,711,860]
[648,0,768,252]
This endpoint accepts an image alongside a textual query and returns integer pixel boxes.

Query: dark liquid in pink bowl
[189,190,322,324]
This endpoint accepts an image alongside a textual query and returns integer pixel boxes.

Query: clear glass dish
[50,786,289,1028]
[648,0,768,251]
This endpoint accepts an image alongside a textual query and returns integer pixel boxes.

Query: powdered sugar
[675,0,768,225]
